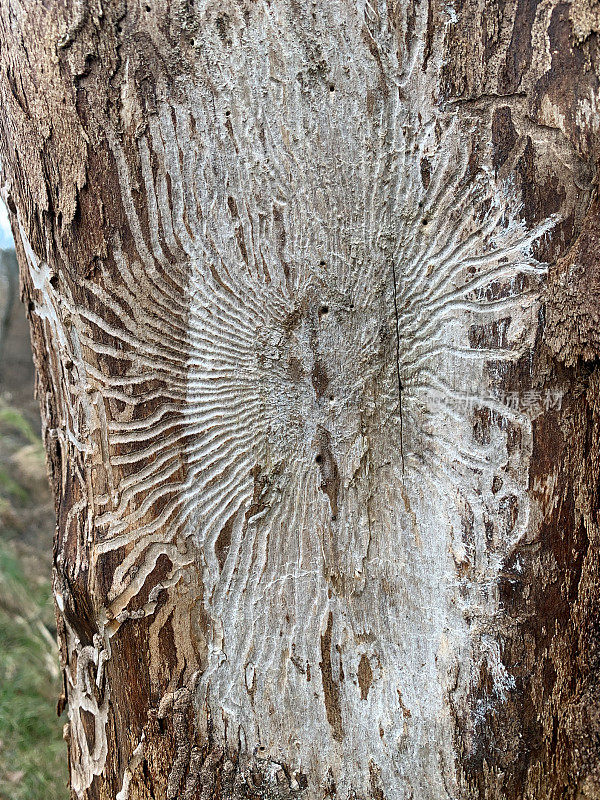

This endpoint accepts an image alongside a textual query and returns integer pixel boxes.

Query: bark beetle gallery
[0,2,599,799]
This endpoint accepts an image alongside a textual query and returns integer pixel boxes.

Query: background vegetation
[0,256,68,800]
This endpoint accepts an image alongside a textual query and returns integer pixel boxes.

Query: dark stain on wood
[491,106,517,172]
[420,156,431,189]
[315,426,340,519]
[311,358,329,399]
[358,654,373,700]
[79,708,96,755]
[215,510,236,571]
[320,612,343,742]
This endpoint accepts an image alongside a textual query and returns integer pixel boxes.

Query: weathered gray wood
[0,2,599,798]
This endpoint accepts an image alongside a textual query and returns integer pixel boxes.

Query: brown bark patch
[315,426,340,519]
[358,654,373,700]
[320,612,343,742]
[215,511,236,572]
[546,187,600,366]
[491,106,517,172]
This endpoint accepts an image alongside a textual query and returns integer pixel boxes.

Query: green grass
[0,544,68,800]
[0,468,28,505]
[0,405,38,447]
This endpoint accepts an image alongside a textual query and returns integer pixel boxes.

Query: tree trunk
[0,1,599,798]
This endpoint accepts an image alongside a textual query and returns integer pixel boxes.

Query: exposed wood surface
[0,2,599,798]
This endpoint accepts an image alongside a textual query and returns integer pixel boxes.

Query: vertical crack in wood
[391,259,405,473]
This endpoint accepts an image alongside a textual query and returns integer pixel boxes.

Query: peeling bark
[0,1,599,798]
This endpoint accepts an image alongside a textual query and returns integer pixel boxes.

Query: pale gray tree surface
[0,1,599,799]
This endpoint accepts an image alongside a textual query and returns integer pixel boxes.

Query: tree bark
[0,1,599,798]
